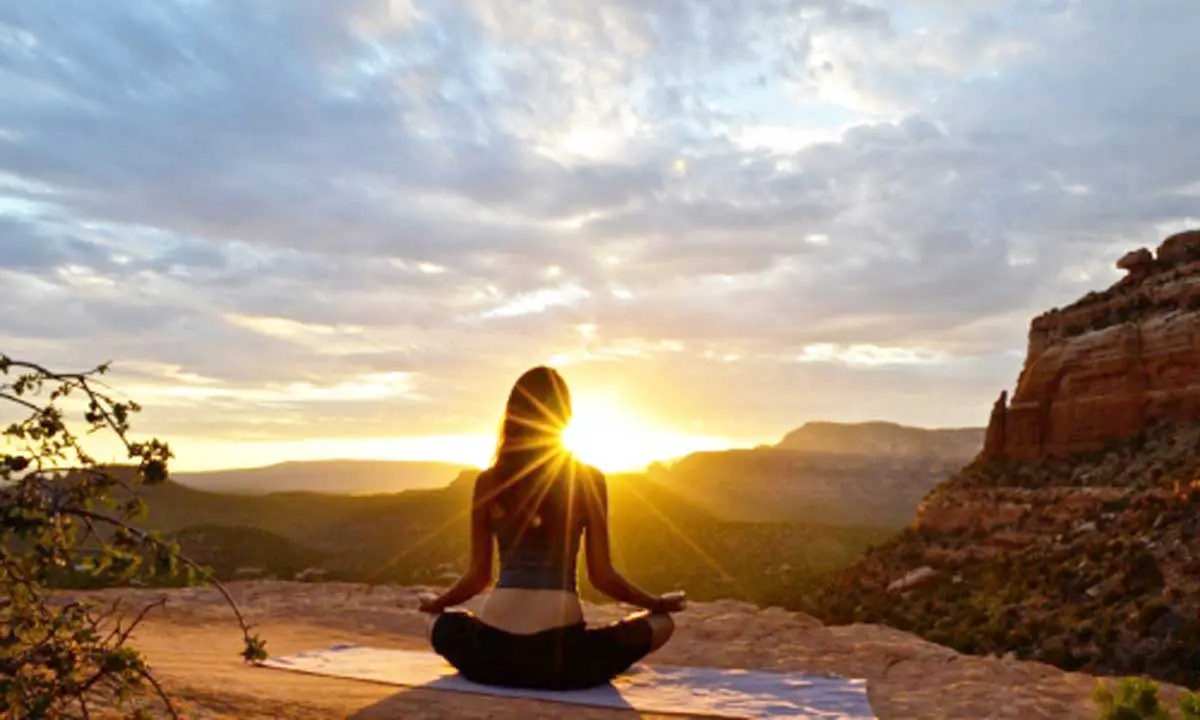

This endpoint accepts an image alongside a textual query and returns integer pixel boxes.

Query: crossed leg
[601,609,675,653]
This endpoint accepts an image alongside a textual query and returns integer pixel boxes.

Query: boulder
[1156,229,1200,263]
[1116,247,1153,274]
[887,566,938,594]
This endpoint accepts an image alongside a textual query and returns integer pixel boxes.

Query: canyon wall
[819,230,1200,688]
[984,229,1200,460]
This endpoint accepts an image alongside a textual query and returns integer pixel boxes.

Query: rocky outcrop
[1116,247,1153,275]
[887,566,938,594]
[1158,229,1200,263]
[984,229,1200,461]
[982,391,1007,457]
[819,396,1200,690]
[819,236,1200,689]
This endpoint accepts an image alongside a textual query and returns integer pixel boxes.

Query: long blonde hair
[490,366,573,519]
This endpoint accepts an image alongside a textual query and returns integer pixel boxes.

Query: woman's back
[480,455,597,633]
[491,455,595,588]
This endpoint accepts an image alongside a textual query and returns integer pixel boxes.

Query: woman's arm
[581,469,666,611]
[421,472,495,613]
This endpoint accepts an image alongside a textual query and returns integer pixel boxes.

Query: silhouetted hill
[652,422,981,527]
[174,459,471,495]
[777,421,983,457]
[164,421,981,528]
[131,479,472,543]
[171,524,329,579]
[117,472,891,607]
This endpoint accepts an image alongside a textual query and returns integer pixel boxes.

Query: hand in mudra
[656,590,687,613]
[417,592,440,614]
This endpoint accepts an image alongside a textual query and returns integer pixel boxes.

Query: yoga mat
[260,644,877,719]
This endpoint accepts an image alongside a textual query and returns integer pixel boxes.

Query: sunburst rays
[615,476,747,598]
[364,435,560,582]
[368,374,740,601]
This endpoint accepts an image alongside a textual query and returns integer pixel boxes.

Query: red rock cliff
[985,229,1200,460]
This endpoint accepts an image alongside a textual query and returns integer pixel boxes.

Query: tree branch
[1,353,265,715]
[115,597,167,647]
[65,509,257,645]
[1,357,107,381]
[0,390,42,413]
[135,666,181,720]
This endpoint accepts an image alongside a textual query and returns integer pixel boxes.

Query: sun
[562,397,646,472]
[562,394,713,473]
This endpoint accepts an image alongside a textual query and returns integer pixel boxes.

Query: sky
[1,1,1198,471]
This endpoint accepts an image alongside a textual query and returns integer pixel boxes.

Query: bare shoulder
[571,460,607,509]
[573,459,605,487]
[473,467,497,493]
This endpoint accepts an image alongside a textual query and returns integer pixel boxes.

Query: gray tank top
[491,463,599,592]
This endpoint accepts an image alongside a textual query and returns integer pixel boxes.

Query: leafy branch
[0,354,267,719]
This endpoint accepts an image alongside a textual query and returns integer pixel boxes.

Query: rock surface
[1116,247,1153,275]
[887,566,938,594]
[820,244,1200,690]
[984,229,1200,461]
[820,425,1200,688]
[66,581,1191,719]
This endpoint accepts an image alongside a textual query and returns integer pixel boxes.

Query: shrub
[1094,677,1200,720]
[0,355,267,718]
[1180,693,1200,720]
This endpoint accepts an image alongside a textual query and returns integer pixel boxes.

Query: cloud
[1,0,1198,460]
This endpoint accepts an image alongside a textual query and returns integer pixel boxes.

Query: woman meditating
[417,366,686,690]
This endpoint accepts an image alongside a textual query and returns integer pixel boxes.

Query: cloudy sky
[2,1,1198,471]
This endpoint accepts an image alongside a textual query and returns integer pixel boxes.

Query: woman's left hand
[655,591,688,613]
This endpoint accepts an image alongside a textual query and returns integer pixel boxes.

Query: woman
[417,366,686,690]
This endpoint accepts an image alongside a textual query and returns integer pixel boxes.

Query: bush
[1094,677,1200,720]
[0,355,267,718]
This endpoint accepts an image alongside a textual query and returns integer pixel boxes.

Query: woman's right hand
[416,592,441,614]
[655,590,687,613]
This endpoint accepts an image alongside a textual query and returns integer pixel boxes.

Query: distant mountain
[94,469,893,607]
[168,422,982,525]
[653,422,983,527]
[174,459,472,495]
[776,421,984,458]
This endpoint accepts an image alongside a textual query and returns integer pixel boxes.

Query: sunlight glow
[562,394,735,472]
[68,434,498,474]
[63,393,747,475]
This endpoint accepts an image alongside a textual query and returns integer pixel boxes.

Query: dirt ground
[71,581,1187,719]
